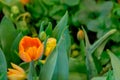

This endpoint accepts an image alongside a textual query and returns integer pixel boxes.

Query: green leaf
[0,48,7,80]
[106,70,114,80]
[52,31,69,80]
[63,28,71,54]
[99,1,113,17]
[91,77,107,80]
[1,0,19,5]
[69,72,87,80]
[40,28,70,80]
[69,58,86,73]
[39,21,45,34]
[10,32,23,64]
[60,0,80,6]
[45,22,52,36]
[83,28,116,79]
[107,50,120,80]
[52,11,68,40]
[89,29,116,55]
[94,39,108,59]
[0,16,18,67]
[39,46,58,80]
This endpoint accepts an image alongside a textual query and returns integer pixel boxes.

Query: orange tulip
[20,0,30,5]
[7,63,26,80]
[19,36,44,62]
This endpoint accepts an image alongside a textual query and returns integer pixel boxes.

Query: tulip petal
[35,43,44,60]
[26,47,37,60]
[19,52,31,62]
[11,63,25,73]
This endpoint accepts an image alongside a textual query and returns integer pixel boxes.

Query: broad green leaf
[52,30,69,80]
[40,28,70,80]
[107,50,120,80]
[63,28,71,54]
[10,32,23,64]
[0,16,18,67]
[52,11,68,40]
[39,46,58,80]
[0,48,7,80]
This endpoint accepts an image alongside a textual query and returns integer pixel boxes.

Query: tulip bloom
[7,63,26,80]
[20,0,30,5]
[45,38,56,56]
[19,36,44,62]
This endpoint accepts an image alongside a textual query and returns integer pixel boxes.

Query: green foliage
[1,0,120,80]
[0,17,21,67]
[107,50,120,80]
[0,48,7,80]
[39,11,70,80]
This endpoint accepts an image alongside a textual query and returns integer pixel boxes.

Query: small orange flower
[77,30,84,40]
[20,0,30,5]
[7,63,26,80]
[19,36,44,62]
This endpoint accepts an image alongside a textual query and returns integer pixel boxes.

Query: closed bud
[11,5,20,14]
[71,50,79,57]
[39,31,47,41]
[45,38,56,56]
[77,30,84,40]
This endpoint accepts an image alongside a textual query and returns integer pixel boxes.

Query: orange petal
[35,43,44,60]
[32,38,41,48]
[26,47,37,60]
[19,36,41,51]
[19,52,31,62]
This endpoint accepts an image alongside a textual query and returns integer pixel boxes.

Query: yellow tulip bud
[77,30,84,41]
[45,38,56,56]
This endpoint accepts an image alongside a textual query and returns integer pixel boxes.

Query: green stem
[28,61,37,80]
[80,40,85,58]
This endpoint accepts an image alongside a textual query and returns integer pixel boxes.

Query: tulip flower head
[20,0,30,5]
[77,30,84,41]
[45,38,56,56]
[19,36,44,62]
[7,63,26,80]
